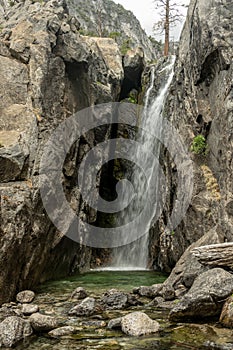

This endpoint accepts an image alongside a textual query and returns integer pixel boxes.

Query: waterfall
[109,56,176,270]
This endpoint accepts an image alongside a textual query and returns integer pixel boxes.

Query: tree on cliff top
[153,0,186,56]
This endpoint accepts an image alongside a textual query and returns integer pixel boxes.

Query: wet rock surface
[169,268,233,321]
[0,316,32,347]
[29,313,59,332]
[219,296,233,328]
[121,311,160,336]
[68,297,101,317]
[48,326,75,338]
[0,271,233,349]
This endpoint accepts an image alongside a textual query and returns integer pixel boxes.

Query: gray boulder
[48,326,75,338]
[133,284,163,298]
[169,268,233,321]
[121,312,160,336]
[29,313,59,332]
[71,287,88,300]
[16,290,35,304]
[0,316,33,347]
[21,304,39,316]
[100,289,128,310]
[68,297,101,317]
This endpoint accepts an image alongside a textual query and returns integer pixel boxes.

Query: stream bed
[16,271,233,350]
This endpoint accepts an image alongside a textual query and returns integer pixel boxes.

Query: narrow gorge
[0,0,232,349]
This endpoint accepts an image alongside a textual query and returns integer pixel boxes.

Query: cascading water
[109,56,176,270]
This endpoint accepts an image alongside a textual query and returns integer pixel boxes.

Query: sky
[112,0,191,41]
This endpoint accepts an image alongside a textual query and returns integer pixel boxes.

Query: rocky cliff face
[151,0,233,273]
[67,0,156,61]
[0,0,126,303]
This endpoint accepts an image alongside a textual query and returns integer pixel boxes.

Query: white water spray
[109,56,176,270]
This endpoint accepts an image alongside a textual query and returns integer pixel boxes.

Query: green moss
[191,135,208,155]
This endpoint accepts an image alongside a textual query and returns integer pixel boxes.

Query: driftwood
[192,243,233,269]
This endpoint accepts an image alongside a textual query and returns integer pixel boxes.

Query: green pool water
[16,271,233,350]
[36,270,167,295]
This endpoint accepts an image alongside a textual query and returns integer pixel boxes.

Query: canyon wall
[151,0,233,273]
[0,0,126,303]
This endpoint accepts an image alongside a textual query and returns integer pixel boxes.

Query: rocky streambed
[0,271,233,349]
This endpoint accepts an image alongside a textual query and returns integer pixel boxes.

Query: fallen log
[192,243,233,269]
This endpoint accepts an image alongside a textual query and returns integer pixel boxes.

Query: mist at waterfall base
[101,57,176,271]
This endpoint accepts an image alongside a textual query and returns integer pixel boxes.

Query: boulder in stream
[16,290,35,304]
[100,289,128,310]
[133,284,163,298]
[0,316,33,347]
[121,312,160,336]
[68,297,101,316]
[29,313,59,332]
[48,326,75,338]
[169,268,233,321]
[101,289,141,309]
[71,287,88,300]
[21,304,39,316]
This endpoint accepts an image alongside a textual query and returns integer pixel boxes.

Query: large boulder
[220,296,233,328]
[68,297,101,317]
[159,229,221,297]
[29,313,59,332]
[0,316,33,347]
[169,268,233,321]
[100,289,141,310]
[121,312,160,336]
[133,284,163,298]
[100,289,128,310]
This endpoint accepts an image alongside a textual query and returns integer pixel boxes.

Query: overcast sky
[112,0,191,41]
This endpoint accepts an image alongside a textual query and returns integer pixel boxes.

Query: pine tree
[153,0,185,56]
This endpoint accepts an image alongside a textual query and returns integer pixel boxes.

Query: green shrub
[120,38,132,56]
[191,135,208,155]
[127,96,137,104]
[108,31,121,40]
